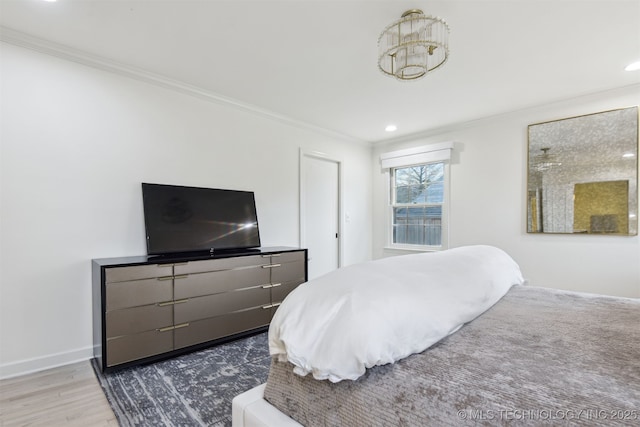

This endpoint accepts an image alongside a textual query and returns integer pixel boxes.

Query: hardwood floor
[0,360,117,426]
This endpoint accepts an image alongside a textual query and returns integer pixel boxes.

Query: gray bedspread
[264,285,640,426]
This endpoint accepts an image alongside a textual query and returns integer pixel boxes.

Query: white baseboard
[0,346,94,380]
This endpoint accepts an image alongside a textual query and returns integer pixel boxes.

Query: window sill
[383,245,443,253]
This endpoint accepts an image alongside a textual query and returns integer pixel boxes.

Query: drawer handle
[261,264,281,269]
[262,302,282,309]
[271,254,282,257]
[157,322,190,332]
[157,298,190,307]
[262,283,281,289]
[158,274,189,281]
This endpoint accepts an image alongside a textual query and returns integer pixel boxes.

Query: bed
[232,246,640,427]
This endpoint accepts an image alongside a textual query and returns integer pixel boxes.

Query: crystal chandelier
[378,9,450,81]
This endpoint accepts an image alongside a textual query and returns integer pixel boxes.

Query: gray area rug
[92,332,270,426]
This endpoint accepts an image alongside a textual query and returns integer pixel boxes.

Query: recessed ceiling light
[625,61,640,71]
[622,153,635,158]
[385,125,397,132]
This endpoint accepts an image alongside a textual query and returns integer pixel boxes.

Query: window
[380,142,452,251]
[391,163,445,247]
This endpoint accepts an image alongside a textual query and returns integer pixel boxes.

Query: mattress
[263,286,640,426]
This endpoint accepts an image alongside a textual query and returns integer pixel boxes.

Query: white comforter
[268,245,524,382]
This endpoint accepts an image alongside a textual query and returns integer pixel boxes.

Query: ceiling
[1,0,639,144]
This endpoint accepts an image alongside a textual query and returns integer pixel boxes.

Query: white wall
[373,86,640,299]
[0,43,372,378]
[2,39,637,379]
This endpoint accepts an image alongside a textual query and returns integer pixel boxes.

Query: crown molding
[0,26,366,146]
[372,83,640,147]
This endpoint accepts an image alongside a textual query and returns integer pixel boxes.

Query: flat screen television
[142,183,261,255]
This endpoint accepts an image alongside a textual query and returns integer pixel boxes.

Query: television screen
[142,183,261,255]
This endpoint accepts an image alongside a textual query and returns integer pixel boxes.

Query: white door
[301,152,340,280]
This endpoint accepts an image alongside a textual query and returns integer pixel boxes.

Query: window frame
[387,160,450,252]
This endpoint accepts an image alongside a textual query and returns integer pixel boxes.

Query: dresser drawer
[271,279,304,304]
[106,304,173,338]
[173,266,270,299]
[106,278,173,311]
[174,308,271,348]
[105,264,173,283]
[106,329,173,367]
[174,287,270,324]
[174,255,268,275]
[268,251,306,264]
[271,259,306,284]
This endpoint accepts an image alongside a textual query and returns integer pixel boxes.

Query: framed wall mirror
[527,106,638,235]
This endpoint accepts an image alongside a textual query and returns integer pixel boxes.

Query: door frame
[299,148,344,271]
